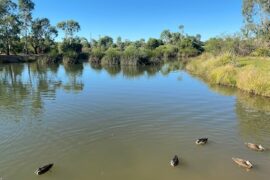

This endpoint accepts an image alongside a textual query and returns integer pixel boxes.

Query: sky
[32,0,244,41]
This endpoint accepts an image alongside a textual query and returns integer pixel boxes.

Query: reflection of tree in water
[89,62,102,72]
[161,61,184,76]
[191,76,270,142]
[63,63,84,92]
[207,84,237,96]
[103,65,121,77]
[0,62,85,117]
[235,92,270,142]
[121,65,162,79]
[236,102,270,142]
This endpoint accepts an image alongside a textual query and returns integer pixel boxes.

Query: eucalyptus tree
[160,30,172,44]
[0,0,20,55]
[146,38,162,50]
[18,0,35,54]
[97,36,113,50]
[57,20,80,40]
[242,0,270,40]
[30,18,58,54]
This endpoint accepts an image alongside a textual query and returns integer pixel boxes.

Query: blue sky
[32,0,243,41]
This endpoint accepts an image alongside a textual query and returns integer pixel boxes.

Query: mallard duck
[170,155,179,167]
[196,138,208,145]
[245,143,265,151]
[35,163,54,175]
[232,158,253,169]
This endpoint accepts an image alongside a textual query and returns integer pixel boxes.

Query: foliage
[30,18,58,54]
[187,54,270,97]
[18,0,35,54]
[178,37,203,58]
[101,48,121,65]
[89,47,104,63]
[57,20,80,39]
[146,38,163,50]
[60,38,82,60]
[0,0,20,55]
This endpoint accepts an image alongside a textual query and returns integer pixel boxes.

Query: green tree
[242,0,270,40]
[30,18,58,54]
[18,0,35,54]
[160,30,172,44]
[98,36,113,50]
[0,0,20,55]
[146,38,162,50]
[57,20,80,40]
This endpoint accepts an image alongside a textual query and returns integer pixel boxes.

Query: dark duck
[35,163,54,175]
[196,138,208,145]
[170,155,179,167]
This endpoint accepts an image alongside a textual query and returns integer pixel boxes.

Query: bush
[209,65,237,86]
[60,39,82,55]
[78,52,89,60]
[121,46,146,65]
[89,48,104,63]
[101,48,121,65]
[178,37,203,58]
[237,67,270,97]
[251,48,270,57]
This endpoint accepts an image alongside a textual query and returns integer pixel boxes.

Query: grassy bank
[186,53,270,97]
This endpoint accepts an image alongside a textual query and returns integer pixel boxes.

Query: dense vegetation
[1,0,270,96]
[0,0,204,64]
[186,0,270,97]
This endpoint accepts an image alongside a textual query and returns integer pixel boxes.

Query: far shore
[0,54,42,63]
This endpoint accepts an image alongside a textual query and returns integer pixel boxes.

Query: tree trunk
[6,41,10,56]
[34,46,38,54]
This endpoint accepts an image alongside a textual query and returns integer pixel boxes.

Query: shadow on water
[207,84,270,144]
[0,62,85,117]
[1,60,270,139]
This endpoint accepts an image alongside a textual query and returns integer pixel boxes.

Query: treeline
[0,0,204,65]
[203,0,270,57]
[186,0,270,97]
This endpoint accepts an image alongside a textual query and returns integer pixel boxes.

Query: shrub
[209,65,238,86]
[101,48,121,65]
[237,66,270,97]
[90,48,104,63]
[251,48,270,57]
[121,46,149,65]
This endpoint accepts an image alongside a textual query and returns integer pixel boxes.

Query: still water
[0,62,270,180]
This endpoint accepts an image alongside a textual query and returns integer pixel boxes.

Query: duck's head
[258,145,265,151]
[170,155,179,167]
[246,161,253,168]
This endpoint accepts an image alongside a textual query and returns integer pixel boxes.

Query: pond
[0,62,270,180]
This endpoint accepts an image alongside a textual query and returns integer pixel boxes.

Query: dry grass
[186,53,270,97]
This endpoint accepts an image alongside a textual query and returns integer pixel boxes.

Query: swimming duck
[196,138,208,145]
[232,158,253,169]
[245,143,265,152]
[35,163,54,175]
[170,155,179,167]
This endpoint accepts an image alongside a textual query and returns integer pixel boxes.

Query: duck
[196,138,208,145]
[170,155,179,167]
[35,163,54,175]
[232,158,253,169]
[245,143,265,151]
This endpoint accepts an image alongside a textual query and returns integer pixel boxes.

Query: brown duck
[245,143,265,152]
[232,158,253,169]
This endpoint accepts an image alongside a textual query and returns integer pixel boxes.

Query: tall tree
[57,20,80,40]
[0,0,20,55]
[30,18,58,54]
[18,0,35,54]
[243,0,270,23]
[242,0,270,40]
